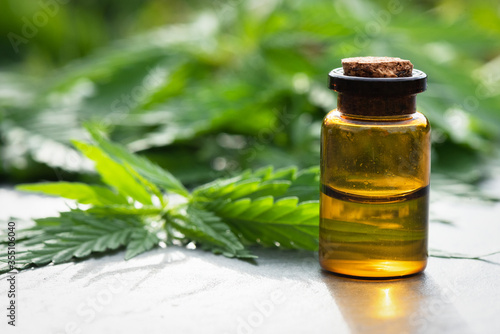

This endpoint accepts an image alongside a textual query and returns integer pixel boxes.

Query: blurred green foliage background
[1,0,499,187]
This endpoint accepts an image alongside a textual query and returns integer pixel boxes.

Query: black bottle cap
[328,67,427,96]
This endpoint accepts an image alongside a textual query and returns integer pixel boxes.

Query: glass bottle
[319,68,430,278]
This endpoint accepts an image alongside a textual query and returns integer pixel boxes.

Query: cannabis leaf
[0,129,319,274]
[168,205,255,259]
[72,140,154,205]
[86,125,189,197]
[192,165,319,202]
[16,182,128,206]
[125,227,161,260]
[205,197,319,251]
[0,211,152,273]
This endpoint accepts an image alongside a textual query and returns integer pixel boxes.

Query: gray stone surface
[1,180,500,334]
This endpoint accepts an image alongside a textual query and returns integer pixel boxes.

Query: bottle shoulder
[323,110,430,131]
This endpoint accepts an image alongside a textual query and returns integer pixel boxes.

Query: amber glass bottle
[319,68,430,278]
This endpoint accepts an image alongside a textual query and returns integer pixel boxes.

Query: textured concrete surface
[1,179,500,334]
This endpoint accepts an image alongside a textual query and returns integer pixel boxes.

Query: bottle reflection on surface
[323,274,427,333]
[377,287,400,320]
[321,273,469,333]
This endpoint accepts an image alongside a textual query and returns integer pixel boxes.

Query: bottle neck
[337,93,416,119]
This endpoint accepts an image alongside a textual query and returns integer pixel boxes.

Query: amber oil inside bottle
[319,69,430,278]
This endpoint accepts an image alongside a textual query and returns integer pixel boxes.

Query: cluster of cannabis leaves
[0,127,320,273]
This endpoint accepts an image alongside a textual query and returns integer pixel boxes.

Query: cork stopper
[342,56,413,78]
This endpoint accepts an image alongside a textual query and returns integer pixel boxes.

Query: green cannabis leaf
[1,212,152,272]
[16,183,128,206]
[0,129,319,273]
[168,205,255,259]
[85,125,190,197]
